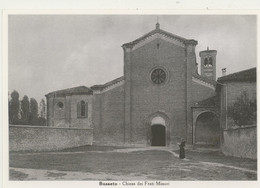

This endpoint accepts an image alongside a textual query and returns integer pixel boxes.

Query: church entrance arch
[151,117,166,146]
[146,112,170,146]
[195,111,220,147]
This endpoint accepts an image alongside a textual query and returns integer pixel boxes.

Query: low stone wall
[9,125,93,151]
[222,125,256,159]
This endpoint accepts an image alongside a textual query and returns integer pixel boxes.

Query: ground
[9,146,257,180]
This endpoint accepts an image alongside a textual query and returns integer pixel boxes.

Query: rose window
[151,68,167,84]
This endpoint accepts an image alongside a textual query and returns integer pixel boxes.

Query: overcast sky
[8,15,256,102]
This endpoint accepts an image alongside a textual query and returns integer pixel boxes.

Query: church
[45,23,221,147]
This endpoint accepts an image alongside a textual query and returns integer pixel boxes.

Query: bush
[11,117,29,125]
[37,117,47,126]
[227,91,257,126]
[24,113,47,126]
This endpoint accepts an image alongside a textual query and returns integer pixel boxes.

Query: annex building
[46,23,221,147]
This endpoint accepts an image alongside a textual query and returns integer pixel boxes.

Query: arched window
[204,58,208,66]
[77,100,88,118]
[208,57,213,67]
[81,101,85,117]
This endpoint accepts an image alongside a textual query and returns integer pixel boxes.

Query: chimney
[222,68,226,76]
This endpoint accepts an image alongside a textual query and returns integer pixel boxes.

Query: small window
[57,102,64,109]
[77,100,88,118]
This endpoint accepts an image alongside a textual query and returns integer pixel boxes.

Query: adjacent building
[217,68,257,159]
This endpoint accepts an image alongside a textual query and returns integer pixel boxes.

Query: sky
[8,15,257,103]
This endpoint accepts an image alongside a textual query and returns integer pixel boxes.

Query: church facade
[46,23,220,147]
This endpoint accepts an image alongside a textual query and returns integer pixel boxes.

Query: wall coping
[9,125,93,130]
[191,106,218,109]
[223,125,256,131]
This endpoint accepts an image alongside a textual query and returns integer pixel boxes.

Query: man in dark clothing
[179,138,185,159]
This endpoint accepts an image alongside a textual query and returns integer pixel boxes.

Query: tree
[9,90,20,124]
[29,98,38,125]
[21,95,30,123]
[38,99,47,126]
[228,91,257,126]
[39,99,46,118]
[8,93,11,124]
[37,117,47,126]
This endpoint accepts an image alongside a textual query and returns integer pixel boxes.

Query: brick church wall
[46,94,92,128]
[92,84,125,145]
[69,95,93,129]
[127,38,188,146]
[191,81,215,103]
[47,96,67,127]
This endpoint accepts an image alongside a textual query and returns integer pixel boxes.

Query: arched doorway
[151,117,166,146]
[195,112,220,147]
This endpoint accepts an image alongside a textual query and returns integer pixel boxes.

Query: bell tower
[199,47,217,80]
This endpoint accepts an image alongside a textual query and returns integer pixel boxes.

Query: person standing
[179,138,186,159]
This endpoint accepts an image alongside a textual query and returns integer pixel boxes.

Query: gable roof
[91,76,124,91]
[46,86,93,97]
[217,67,256,82]
[122,23,197,49]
